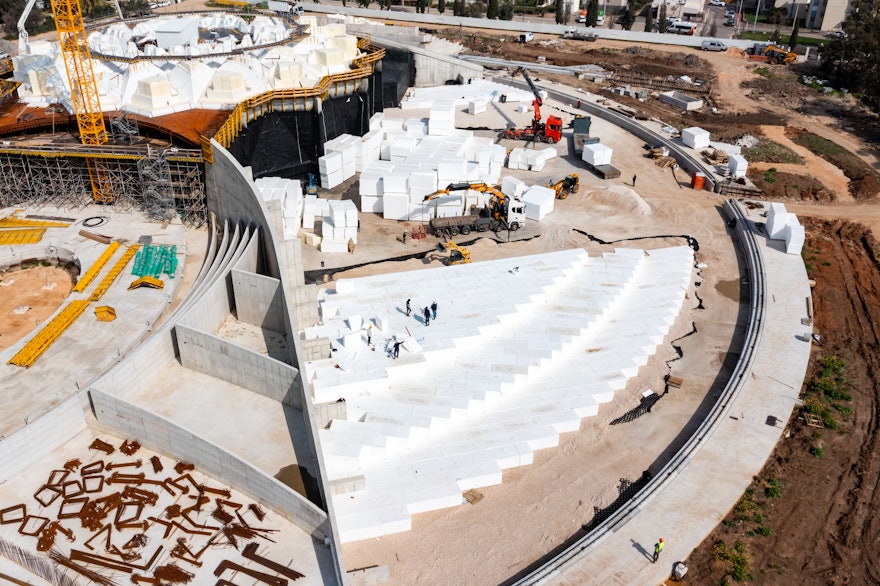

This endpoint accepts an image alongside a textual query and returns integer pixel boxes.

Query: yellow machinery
[764,45,797,65]
[424,182,509,221]
[49,0,114,203]
[549,174,580,199]
[443,241,471,265]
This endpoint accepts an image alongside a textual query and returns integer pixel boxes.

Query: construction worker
[431,300,438,320]
[367,325,372,345]
[423,306,431,326]
[393,340,402,359]
[632,173,638,187]
[653,538,664,563]
[406,299,412,316]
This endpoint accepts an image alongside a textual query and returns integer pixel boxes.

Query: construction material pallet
[584,162,621,180]
[89,245,140,302]
[8,300,90,367]
[73,242,120,293]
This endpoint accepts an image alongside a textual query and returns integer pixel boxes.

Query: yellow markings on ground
[73,242,120,293]
[89,244,140,302]
[0,216,70,228]
[0,228,46,245]
[7,300,90,368]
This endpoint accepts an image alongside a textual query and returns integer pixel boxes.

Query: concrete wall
[368,36,485,87]
[87,388,330,540]
[315,4,755,49]
[0,393,88,483]
[231,268,286,333]
[175,324,300,408]
[208,142,346,579]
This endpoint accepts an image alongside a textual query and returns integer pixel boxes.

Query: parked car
[726,9,735,17]
[724,17,735,26]
[709,0,725,6]
[596,14,606,25]
[576,14,587,23]
[701,39,727,51]
[825,30,847,39]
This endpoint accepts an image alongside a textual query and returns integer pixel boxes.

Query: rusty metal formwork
[0,146,207,227]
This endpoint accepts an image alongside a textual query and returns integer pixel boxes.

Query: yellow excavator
[549,174,580,199]
[442,241,471,265]
[423,181,527,236]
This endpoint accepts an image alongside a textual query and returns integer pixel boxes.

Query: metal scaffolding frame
[0,147,207,227]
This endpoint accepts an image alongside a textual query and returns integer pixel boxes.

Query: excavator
[442,241,471,265]
[764,45,797,65]
[500,68,563,144]
[549,174,580,199]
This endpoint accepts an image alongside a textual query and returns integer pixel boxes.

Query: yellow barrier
[89,244,140,302]
[94,305,117,321]
[0,216,71,228]
[7,300,90,368]
[0,228,46,245]
[73,241,120,293]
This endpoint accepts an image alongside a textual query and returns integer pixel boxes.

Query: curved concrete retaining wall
[514,199,765,584]
[207,142,347,583]
[495,76,719,192]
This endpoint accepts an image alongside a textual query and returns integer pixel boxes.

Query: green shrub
[809,445,824,457]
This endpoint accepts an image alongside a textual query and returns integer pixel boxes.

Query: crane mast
[49,0,115,202]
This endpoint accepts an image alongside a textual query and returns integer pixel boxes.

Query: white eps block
[784,222,805,255]
[681,127,710,150]
[582,143,613,167]
[728,154,748,178]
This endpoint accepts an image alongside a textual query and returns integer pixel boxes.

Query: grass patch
[809,445,825,457]
[754,66,772,78]
[765,478,783,499]
[791,132,880,200]
[714,540,752,582]
[742,140,803,164]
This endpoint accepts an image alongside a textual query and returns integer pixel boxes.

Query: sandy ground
[0,265,74,353]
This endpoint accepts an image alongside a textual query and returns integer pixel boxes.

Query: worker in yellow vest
[653,538,664,563]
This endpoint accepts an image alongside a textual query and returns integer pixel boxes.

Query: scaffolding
[0,146,207,227]
[110,113,139,144]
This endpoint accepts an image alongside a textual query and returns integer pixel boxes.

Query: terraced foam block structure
[303,246,694,542]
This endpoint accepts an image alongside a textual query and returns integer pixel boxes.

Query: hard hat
[659,538,664,542]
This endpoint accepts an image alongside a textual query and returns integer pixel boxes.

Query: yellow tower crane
[49,0,114,203]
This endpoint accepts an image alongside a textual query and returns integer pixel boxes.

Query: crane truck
[500,68,563,144]
[423,182,526,237]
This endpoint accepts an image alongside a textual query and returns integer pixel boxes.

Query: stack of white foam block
[765,202,804,255]
[522,185,556,221]
[302,197,328,232]
[506,147,557,171]
[358,130,382,172]
[728,154,748,178]
[321,199,359,253]
[319,151,344,189]
[428,105,455,136]
[502,176,527,199]
[583,143,613,167]
[324,134,359,179]
[681,127,711,150]
[255,177,303,239]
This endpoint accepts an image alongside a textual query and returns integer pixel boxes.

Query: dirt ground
[439,28,880,584]
[0,264,74,352]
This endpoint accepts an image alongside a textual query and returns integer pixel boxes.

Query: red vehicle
[501,68,563,144]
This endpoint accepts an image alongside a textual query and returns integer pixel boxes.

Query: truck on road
[562,27,598,41]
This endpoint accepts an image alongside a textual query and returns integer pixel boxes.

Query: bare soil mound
[747,169,834,202]
[582,186,653,216]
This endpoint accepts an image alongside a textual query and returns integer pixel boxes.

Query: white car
[596,14,606,25]
[576,14,587,23]
[709,0,725,6]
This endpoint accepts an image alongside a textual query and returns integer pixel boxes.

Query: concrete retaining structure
[231,268,287,333]
[175,324,300,407]
[87,388,330,538]
[368,36,484,86]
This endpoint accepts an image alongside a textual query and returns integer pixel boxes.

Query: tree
[555,0,564,23]
[588,0,598,25]
[658,1,667,32]
[644,5,653,31]
[622,3,634,29]
[438,0,445,13]
[789,13,800,48]
[499,0,514,19]
[488,0,499,18]
[2,0,45,36]
[821,0,880,107]
[709,22,717,37]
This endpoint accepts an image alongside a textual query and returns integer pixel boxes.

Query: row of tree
[820,0,880,108]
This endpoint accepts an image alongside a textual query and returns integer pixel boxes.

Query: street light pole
[752,0,761,32]
[790,1,800,36]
